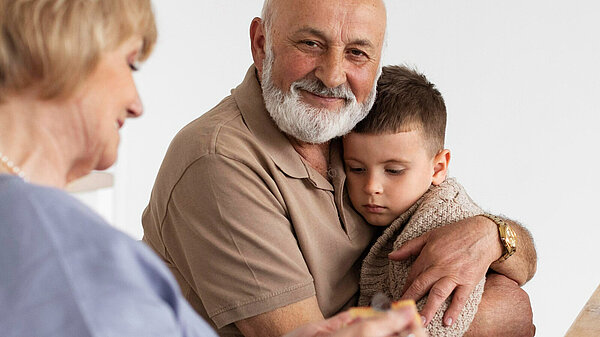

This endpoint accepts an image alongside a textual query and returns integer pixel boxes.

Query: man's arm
[236,297,324,337]
[237,296,429,337]
[282,302,427,337]
[389,215,537,326]
[490,217,537,285]
[150,153,322,333]
[465,273,535,337]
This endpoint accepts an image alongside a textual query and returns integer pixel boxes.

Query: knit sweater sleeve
[359,178,485,337]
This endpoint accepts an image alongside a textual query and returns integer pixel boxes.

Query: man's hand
[283,306,427,337]
[388,215,534,326]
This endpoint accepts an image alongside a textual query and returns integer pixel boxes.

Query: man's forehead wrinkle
[291,26,375,48]
[283,3,384,50]
[269,0,387,15]
[294,27,329,40]
[342,2,386,50]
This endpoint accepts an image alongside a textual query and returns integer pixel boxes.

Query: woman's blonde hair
[0,0,157,101]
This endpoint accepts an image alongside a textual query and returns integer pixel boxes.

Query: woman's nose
[127,92,143,118]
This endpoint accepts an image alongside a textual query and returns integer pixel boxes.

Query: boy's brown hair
[353,65,447,156]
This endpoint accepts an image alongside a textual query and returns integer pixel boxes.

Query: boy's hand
[388,216,501,327]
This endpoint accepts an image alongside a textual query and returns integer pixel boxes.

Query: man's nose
[315,49,347,89]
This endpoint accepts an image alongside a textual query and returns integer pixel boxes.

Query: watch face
[503,225,518,250]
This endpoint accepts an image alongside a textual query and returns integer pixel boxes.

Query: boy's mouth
[364,204,386,213]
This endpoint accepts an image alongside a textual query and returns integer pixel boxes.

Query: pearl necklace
[0,150,27,180]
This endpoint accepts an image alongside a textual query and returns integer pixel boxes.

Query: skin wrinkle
[258,3,386,145]
[262,0,385,102]
[261,30,377,144]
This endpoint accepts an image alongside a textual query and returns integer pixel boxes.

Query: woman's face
[70,36,144,171]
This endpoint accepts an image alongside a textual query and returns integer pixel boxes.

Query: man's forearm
[488,217,537,285]
[465,273,535,337]
[236,296,324,337]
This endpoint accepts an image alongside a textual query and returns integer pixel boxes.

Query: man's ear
[432,149,451,185]
[250,17,267,79]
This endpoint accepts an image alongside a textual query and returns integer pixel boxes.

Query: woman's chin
[95,152,118,171]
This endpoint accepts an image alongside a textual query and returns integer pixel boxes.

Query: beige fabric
[142,66,374,336]
[359,178,485,337]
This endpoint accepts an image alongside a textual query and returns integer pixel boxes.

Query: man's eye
[302,40,318,47]
[348,49,367,58]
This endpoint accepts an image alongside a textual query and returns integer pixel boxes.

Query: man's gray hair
[261,0,275,31]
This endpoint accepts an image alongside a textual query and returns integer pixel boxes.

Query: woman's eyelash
[129,61,140,71]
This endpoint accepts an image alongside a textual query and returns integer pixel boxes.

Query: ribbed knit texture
[358,178,485,337]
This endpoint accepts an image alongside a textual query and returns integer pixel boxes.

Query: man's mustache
[291,78,356,103]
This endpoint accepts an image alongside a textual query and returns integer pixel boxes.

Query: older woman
[0,1,424,336]
[0,1,220,336]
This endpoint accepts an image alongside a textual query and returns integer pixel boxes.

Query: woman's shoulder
[0,175,161,275]
[0,175,215,336]
[0,175,105,231]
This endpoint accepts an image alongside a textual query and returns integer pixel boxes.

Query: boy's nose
[363,176,383,195]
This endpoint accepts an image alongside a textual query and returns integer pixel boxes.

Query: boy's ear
[432,149,451,186]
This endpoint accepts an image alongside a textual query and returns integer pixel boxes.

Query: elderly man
[142,0,537,336]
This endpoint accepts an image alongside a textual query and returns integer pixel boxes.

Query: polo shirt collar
[233,66,333,189]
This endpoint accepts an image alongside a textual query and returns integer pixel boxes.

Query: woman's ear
[250,17,267,79]
[432,149,451,185]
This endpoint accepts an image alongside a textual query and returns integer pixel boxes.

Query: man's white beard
[261,46,378,144]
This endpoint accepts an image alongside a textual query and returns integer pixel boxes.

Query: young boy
[343,65,485,336]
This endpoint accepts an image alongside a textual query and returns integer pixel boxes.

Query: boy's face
[343,130,440,226]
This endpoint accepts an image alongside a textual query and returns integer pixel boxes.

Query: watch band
[481,213,517,263]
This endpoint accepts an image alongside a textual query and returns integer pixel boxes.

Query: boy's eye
[348,167,365,173]
[385,168,404,175]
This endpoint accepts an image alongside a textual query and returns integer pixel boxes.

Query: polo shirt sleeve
[160,153,316,328]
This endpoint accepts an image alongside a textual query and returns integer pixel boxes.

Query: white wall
[106,1,600,335]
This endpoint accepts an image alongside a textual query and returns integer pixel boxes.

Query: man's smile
[299,89,346,110]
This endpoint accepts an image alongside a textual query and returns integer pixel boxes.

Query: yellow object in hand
[348,299,422,325]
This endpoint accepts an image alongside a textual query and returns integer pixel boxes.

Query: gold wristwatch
[481,213,517,262]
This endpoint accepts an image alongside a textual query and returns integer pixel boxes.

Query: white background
[93,1,600,335]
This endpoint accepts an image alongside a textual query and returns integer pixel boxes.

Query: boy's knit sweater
[358,178,485,337]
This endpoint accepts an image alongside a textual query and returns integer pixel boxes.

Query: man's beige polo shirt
[142,66,375,336]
